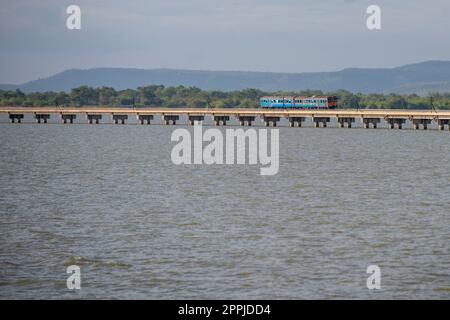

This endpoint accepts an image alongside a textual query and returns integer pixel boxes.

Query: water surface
[0,119,449,299]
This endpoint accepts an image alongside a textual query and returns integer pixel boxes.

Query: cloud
[0,0,449,83]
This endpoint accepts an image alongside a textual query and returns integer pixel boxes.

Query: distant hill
[1,61,449,94]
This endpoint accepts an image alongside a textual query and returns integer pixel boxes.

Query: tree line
[1,85,449,109]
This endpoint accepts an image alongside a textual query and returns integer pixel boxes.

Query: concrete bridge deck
[2,107,450,129]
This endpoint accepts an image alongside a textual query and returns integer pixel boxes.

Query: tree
[97,87,117,106]
[137,86,163,106]
[55,92,70,106]
[1,85,449,110]
[386,95,408,109]
[117,89,138,106]
[70,86,99,106]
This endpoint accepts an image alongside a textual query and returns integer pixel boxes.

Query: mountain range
[1,60,449,94]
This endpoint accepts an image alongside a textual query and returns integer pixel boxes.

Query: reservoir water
[0,119,449,299]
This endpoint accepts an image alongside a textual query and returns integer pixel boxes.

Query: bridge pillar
[262,116,280,127]
[162,115,179,125]
[386,118,406,129]
[188,115,205,125]
[337,117,355,128]
[87,114,102,124]
[137,114,153,125]
[35,114,50,124]
[313,117,330,128]
[412,119,431,130]
[238,116,255,126]
[112,114,128,124]
[287,117,305,127]
[9,114,24,123]
[61,114,76,124]
[213,116,230,126]
[437,119,450,130]
[362,118,381,129]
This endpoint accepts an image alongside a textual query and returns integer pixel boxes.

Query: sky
[0,0,449,84]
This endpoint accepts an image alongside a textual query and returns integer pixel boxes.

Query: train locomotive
[259,96,338,109]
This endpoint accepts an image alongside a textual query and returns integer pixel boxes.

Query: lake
[0,117,449,299]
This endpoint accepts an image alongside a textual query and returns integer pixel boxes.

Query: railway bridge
[2,107,450,130]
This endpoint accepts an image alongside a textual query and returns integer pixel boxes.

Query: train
[259,96,338,109]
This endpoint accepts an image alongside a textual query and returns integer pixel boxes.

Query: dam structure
[2,107,450,130]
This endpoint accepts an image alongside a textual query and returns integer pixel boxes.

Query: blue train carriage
[260,96,338,109]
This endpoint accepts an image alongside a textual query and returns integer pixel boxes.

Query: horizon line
[2,59,449,86]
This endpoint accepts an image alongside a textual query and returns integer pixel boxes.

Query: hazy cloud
[0,0,449,83]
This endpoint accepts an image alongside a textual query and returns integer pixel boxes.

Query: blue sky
[0,0,449,83]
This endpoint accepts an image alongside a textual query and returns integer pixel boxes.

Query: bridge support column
[9,114,24,123]
[35,114,50,124]
[263,116,280,127]
[188,115,204,125]
[112,114,128,124]
[313,117,330,128]
[87,114,102,124]
[162,115,179,125]
[386,118,406,129]
[436,119,450,130]
[412,119,432,130]
[362,118,381,129]
[238,116,255,126]
[137,114,153,125]
[61,114,76,124]
[288,117,305,127]
[213,116,230,126]
[337,117,355,128]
